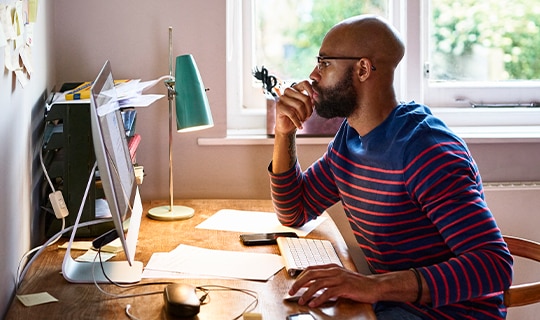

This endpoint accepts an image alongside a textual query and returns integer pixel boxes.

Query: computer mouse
[164,283,200,318]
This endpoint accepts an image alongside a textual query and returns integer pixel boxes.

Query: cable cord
[125,304,140,320]
[16,218,65,287]
[17,129,67,286]
[196,285,259,320]
[16,162,108,289]
[91,249,168,298]
[17,127,68,286]
[93,253,259,320]
[39,128,56,192]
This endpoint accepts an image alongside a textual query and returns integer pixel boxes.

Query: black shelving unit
[41,95,113,237]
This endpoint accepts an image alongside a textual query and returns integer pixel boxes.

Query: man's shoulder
[394,102,433,120]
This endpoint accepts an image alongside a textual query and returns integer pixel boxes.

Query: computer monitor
[61,60,143,283]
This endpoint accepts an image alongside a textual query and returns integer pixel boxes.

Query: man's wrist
[272,131,297,174]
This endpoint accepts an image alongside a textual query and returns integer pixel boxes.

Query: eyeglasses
[316,56,377,71]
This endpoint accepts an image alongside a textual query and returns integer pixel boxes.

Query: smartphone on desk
[240,232,298,246]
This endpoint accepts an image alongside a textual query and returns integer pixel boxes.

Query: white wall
[0,0,54,316]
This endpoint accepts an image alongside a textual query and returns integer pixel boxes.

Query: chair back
[503,235,540,307]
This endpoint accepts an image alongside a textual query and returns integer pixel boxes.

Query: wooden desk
[6,199,375,320]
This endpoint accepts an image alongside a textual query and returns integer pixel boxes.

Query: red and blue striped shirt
[269,103,513,319]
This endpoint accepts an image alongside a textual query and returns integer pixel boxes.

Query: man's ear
[357,58,374,81]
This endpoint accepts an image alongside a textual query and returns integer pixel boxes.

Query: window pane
[429,0,540,82]
[254,0,387,82]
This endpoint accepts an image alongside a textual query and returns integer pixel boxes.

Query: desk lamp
[147,27,213,221]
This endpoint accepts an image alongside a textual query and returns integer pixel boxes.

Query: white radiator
[483,182,540,320]
[484,182,540,242]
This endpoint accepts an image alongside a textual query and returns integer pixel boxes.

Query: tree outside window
[430,0,540,81]
[254,0,386,81]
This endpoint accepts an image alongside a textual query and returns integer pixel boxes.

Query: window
[423,0,540,108]
[226,0,540,131]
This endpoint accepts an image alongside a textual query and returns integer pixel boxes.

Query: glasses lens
[316,57,324,70]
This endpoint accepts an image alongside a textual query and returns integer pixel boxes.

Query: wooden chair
[503,235,540,307]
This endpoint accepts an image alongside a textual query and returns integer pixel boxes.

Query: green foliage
[285,0,385,79]
[431,0,540,80]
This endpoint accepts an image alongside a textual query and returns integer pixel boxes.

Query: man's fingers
[291,80,315,101]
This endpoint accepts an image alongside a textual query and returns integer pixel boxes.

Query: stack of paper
[143,244,283,281]
[195,209,325,237]
[142,209,326,281]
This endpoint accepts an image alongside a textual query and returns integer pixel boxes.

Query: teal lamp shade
[175,54,214,132]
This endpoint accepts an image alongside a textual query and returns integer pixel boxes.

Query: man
[268,15,513,319]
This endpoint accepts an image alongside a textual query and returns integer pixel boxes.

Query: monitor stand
[61,189,144,284]
[62,255,143,283]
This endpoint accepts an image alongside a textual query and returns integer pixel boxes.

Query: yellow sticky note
[28,0,38,23]
[17,292,58,307]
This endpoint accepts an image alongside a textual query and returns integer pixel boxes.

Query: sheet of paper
[17,292,58,307]
[74,250,115,262]
[58,241,93,251]
[14,68,28,87]
[144,244,283,281]
[47,77,165,108]
[58,239,122,253]
[0,22,7,48]
[138,75,170,92]
[195,209,326,237]
[19,43,33,74]
[119,94,165,107]
[115,79,141,97]
[0,5,16,41]
[142,253,227,279]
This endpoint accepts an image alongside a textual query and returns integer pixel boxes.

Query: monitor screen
[89,60,139,264]
[61,60,143,284]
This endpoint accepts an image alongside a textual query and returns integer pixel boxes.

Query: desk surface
[6,199,375,320]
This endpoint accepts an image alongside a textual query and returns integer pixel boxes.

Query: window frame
[226,0,540,131]
[419,0,540,109]
[226,0,266,131]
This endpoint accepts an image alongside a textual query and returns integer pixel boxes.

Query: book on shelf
[127,134,141,163]
[63,79,131,100]
[121,108,137,137]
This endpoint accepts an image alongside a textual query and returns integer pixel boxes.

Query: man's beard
[313,67,358,119]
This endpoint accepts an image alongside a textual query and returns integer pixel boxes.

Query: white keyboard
[276,237,343,277]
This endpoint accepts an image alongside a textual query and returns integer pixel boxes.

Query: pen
[273,82,297,97]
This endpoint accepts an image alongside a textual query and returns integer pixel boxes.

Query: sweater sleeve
[268,152,340,227]
[404,128,513,307]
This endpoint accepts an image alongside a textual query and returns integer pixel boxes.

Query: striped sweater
[269,103,513,319]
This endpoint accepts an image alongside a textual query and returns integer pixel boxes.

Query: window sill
[199,129,333,146]
[198,126,540,146]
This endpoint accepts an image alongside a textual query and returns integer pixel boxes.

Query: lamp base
[147,205,195,221]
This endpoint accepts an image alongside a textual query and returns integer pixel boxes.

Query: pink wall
[53,0,540,202]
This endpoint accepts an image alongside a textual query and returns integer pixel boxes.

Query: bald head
[322,15,405,71]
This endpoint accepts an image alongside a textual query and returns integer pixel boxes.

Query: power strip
[49,191,69,219]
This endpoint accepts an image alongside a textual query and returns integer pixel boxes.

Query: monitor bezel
[89,60,137,264]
